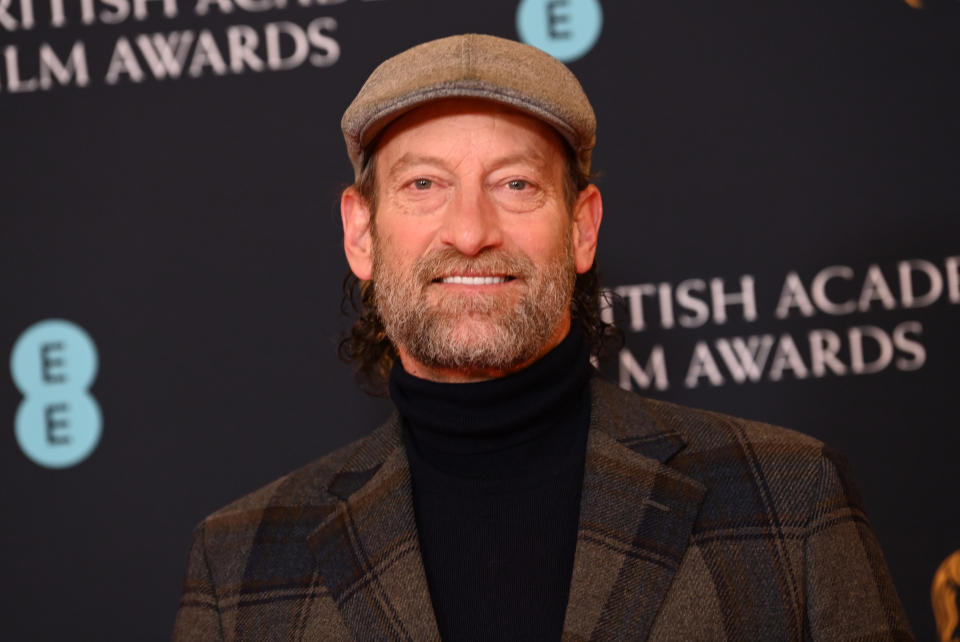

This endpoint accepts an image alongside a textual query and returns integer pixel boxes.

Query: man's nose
[439,186,504,256]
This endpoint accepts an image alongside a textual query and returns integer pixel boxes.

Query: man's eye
[412,178,433,190]
[507,179,528,190]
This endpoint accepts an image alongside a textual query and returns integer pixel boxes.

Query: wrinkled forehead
[371,97,569,176]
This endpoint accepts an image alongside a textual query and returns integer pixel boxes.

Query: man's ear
[341,186,374,281]
[571,184,603,274]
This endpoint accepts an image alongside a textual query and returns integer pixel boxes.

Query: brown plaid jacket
[173,378,913,641]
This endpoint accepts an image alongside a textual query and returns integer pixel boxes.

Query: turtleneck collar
[394,329,592,641]
[389,326,591,479]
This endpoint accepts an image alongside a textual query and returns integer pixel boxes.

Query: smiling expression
[341,98,602,382]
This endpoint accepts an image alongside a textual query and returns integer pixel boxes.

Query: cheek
[513,220,571,262]
[377,214,442,256]
[373,227,426,276]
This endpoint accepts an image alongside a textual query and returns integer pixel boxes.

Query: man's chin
[425,291,520,316]
[433,317,514,349]
[404,319,535,372]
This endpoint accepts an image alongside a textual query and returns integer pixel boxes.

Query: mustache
[413,248,535,283]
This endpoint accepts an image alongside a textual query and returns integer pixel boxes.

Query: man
[173,34,913,641]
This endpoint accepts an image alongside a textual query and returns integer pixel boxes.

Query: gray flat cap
[341,33,596,179]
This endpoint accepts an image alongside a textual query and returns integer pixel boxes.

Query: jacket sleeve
[803,448,914,641]
[172,523,225,642]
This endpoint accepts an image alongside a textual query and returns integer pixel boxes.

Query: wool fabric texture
[173,379,914,640]
[341,33,596,179]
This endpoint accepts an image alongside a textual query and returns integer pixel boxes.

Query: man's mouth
[433,275,516,285]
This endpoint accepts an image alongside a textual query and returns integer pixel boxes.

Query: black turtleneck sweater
[389,328,591,642]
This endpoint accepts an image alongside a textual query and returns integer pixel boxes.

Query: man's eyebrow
[487,151,551,171]
[386,153,452,179]
[385,150,552,179]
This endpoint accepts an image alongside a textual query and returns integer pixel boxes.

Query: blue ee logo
[516,0,603,63]
[10,319,102,469]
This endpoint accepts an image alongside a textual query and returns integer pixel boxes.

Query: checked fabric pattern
[173,378,913,641]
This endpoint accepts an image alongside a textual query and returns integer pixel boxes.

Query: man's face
[342,98,602,382]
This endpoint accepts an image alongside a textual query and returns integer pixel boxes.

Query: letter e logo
[10,319,102,469]
[516,0,603,62]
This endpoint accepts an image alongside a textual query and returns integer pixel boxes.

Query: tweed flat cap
[341,33,596,179]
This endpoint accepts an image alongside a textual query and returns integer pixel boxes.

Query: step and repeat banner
[2,0,958,638]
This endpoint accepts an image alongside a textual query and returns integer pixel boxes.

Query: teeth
[440,276,508,285]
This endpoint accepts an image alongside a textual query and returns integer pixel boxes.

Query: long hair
[338,145,619,394]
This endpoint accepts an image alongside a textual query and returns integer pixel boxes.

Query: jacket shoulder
[591,376,824,456]
[591,377,834,520]
[174,420,395,641]
[200,417,394,528]
[589,382,913,639]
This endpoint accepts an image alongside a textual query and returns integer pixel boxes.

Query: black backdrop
[2,0,958,638]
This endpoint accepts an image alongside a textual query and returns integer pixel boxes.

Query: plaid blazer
[173,378,913,641]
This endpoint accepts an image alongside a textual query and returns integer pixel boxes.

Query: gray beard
[372,241,575,372]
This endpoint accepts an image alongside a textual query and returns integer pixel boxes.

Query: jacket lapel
[562,380,707,641]
[301,380,705,642]
[305,416,441,641]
